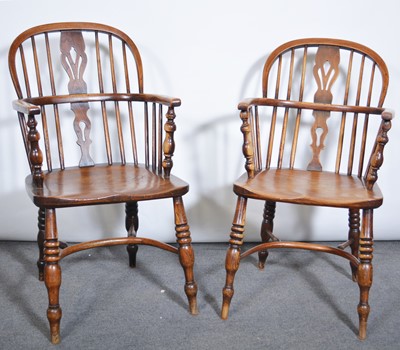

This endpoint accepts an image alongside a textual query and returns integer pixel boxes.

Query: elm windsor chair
[221,38,393,340]
[8,22,198,344]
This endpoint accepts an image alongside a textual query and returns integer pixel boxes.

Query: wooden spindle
[152,102,156,171]
[45,33,64,169]
[336,51,354,173]
[358,64,376,177]
[108,35,126,164]
[128,102,138,165]
[18,112,31,167]
[95,32,112,165]
[248,108,258,171]
[144,102,149,168]
[254,106,262,171]
[19,45,31,98]
[122,43,131,93]
[348,55,366,174]
[158,104,163,173]
[266,106,277,169]
[289,47,308,169]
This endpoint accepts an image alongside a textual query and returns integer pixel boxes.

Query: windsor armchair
[221,38,393,340]
[9,22,198,344]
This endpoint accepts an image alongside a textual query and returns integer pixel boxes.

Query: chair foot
[358,323,367,341]
[258,251,268,270]
[221,286,234,320]
[127,244,138,268]
[185,282,199,315]
[45,262,62,345]
[351,267,358,282]
[50,334,61,345]
[37,260,45,281]
[222,246,241,320]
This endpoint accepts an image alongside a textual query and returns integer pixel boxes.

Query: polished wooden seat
[27,165,189,207]
[234,169,383,208]
[9,22,198,344]
[221,38,393,340]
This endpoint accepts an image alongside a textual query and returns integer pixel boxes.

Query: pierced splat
[307,46,340,171]
[60,31,94,167]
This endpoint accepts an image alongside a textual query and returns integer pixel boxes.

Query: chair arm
[238,97,384,115]
[137,93,181,107]
[12,99,41,115]
[20,93,181,108]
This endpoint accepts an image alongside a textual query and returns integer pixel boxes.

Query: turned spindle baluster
[27,114,43,187]
[162,107,176,178]
[240,109,255,178]
[365,114,391,190]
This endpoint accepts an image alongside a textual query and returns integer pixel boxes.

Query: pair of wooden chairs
[8,23,392,344]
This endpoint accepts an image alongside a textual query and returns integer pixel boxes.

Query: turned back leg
[37,207,45,281]
[125,201,139,267]
[258,201,277,270]
[348,209,360,282]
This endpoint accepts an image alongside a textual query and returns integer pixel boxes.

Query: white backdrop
[0,0,399,243]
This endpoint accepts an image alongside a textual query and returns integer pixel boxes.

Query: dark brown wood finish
[221,38,393,340]
[9,22,198,344]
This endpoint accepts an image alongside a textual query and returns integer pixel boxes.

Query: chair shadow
[1,242,50,339]
[239,247,359,335]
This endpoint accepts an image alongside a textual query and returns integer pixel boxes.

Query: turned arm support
[365,109,394,190]
[12,99,44,187]
[27,112,44,187]
[162,106,177,178]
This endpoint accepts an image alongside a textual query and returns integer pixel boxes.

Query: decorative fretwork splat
[307,46,340,171]
[60,31,94,167]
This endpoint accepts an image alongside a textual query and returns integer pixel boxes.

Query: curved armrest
[19,93,181,109]
[238,97,385,115]
[12,99,41,115]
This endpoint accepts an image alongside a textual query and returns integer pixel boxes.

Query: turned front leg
[357,209,373,340]
[173,196,198,315]
[221,196,247,320]
[44,209,62,344]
